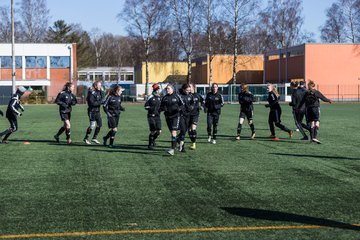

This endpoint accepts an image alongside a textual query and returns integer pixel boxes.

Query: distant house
[264,43,360,100]
[0,43,76,102]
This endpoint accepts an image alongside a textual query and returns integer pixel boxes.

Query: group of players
[0,79,332,154]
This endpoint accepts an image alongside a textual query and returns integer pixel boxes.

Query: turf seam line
[1,224,359,239]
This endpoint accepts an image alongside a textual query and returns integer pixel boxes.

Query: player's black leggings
[268,109,290,136]
[207,112,220,139]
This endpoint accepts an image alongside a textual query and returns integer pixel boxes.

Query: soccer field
[0,103,359,240]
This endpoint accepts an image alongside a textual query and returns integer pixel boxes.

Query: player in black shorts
[178,84,193,152]
[205,83,224,144]
[160,84,184,155]
[144,84,162,149]
[83,81,104,144]
[54,82,77,144]
[188,83,204,150]
[0,87,27,143]
[103,85,125,148]
[300,80,332,144]
[265,83,292,141]
[236,84,256,140]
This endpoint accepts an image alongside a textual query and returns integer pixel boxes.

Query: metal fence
[1,84,359,105]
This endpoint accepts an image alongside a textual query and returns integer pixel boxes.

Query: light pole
[11,0,16,93]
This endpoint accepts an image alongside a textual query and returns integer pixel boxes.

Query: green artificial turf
[0,102,359,240]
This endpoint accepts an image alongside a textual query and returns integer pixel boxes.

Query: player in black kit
[160,84,184,156]
[103,85,125,148]
[205,83,224,144]
[300,80,332,144]
[289,80,310,140]
[177,84,194,152]
[265,83,293,141]
[144,84,162,149]
[188,84,204,150]
[236,84,256,140]
[0,86,27,143]
[83,81,104,144]
[54,82,77,144]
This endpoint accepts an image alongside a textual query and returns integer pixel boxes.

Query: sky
[1,0,334,41]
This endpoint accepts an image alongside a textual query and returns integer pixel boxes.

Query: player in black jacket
[177,83,194,152]
[289,80,310,140]
[300,80,332,144]
[0,87,27,143]
[83,81,104,144]
[188,84,204,150]
[54,82,77,144]
[236,84,256,140]
[144,84,162,149]
[160,84,184,156]
[205,83,224,144]
[265,83,292,141]
[102,85,125,148]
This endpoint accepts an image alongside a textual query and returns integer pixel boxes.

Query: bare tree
[18,0,50,42]
[170,0,201,84]
[341,0,360,43]
[0,5,22,42]
[223,0,258,85]
[320,3,346,43]
[90,28,105,67]
[120,0,167,97]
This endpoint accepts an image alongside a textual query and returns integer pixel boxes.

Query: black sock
[149,133,154,146]
[237,123,242,135]
[65,128,71,140]
[0,128,12,137]
[93,126,101,139]
[314,127,318,139]
[171,136,177,149]
[56,127,65,136]
[84,127,92,140]
[250,123,255,133]
[310,127,315,139]
[2,132,12,141]
[153,131,160,140]
[104,130,112,139]
[110,130,117,145]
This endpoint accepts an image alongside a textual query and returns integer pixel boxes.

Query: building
[264,43,360,100]
[134,61,188,84]
[192,55,264,85]
[0,43,76,102]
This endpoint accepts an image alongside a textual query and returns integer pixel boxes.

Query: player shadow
[221,207,360,231]
[270,153,360,161]
[90,144,167,156]
[7,139,59,144]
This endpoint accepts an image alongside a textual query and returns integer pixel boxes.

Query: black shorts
[60,112,71,121]
[239,110,253,120]
[89,111,102,126]
[179,115,190,133]
[307,107,320,122]
[269,109,281,123]
[189,114,200,125]
[108,115,120,129]
[148,115,161,132]
[166,116,180,131]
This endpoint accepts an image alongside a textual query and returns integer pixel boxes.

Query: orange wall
[49,69,71,98]
[305,44,360,86]
[265,55,304,83]
[193,55,264,84]
[0,69,23,80]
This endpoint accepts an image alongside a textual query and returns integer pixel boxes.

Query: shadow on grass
[221,207,360,231]
[90,145,169,156]
[270,153,360,161]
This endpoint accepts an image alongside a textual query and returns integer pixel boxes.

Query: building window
[50,56,70,68]
[26,56,47,68]
[125,74,133,81]
[0,56,22,68]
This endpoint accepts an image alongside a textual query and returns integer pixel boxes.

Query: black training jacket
[103,95,124,117]
[267,92,281,110]
[144,94,161,117]
[55,91,77,113]
[160,93,184,118]
[6,93,24,118]
[238,91,255,111]
[87,89,104,112]
[290,87,307,111]
[205,92,224,114]
[191,93,205,115]
[178,90,194,116]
